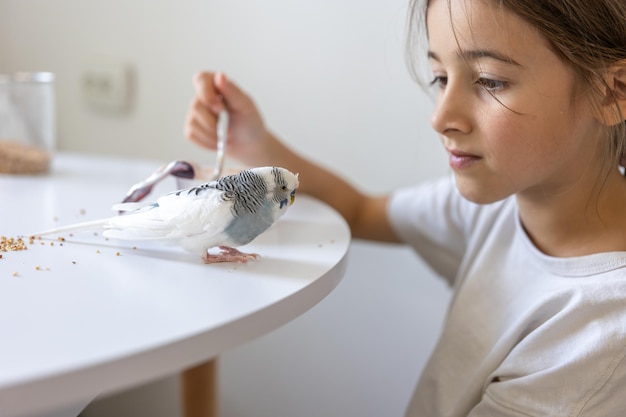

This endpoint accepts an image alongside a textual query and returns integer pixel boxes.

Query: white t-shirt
[388,176,626,417]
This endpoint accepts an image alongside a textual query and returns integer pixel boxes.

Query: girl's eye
[476,77,507,92]
[429,76,448,89]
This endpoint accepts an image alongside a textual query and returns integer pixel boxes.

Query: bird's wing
[104,185,234,241]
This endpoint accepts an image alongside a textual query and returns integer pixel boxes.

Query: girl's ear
[598,62,626,126]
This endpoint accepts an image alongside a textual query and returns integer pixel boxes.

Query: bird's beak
[290,191,296,205]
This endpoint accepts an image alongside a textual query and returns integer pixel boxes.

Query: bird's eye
[281,185,287,191]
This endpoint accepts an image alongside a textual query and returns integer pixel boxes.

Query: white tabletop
[0,153,350,417]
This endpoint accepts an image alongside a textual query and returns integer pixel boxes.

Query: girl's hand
[184,72,273,167]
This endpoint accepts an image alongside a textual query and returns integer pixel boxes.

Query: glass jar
[0,72,55,174]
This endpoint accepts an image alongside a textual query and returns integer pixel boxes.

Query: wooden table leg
[181,359,218,417]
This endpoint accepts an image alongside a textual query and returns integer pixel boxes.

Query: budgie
[30,166,299,263]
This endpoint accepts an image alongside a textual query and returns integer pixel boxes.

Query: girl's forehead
[426,0,547,53]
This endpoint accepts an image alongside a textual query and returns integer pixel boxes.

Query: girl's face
[427,0,603,205]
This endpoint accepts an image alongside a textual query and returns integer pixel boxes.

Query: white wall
[1,1,452,416]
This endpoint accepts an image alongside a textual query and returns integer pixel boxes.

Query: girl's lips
[447,149,481,170]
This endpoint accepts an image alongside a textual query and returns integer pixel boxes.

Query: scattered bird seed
[1,236,28,252]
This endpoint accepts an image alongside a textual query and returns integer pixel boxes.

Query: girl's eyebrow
[428,49,522,67]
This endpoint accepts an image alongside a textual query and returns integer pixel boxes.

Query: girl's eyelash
[476,77,508,92]
[429,76,447,88]
[428,75,509,93]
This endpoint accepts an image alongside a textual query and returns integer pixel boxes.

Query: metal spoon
[121,160,196,204]
[212,109,229,181]
[120,110,229,204]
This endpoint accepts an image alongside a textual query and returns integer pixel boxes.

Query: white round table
[0,153,350,417]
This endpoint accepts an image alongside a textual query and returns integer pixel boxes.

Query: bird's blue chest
[224,203,274,245]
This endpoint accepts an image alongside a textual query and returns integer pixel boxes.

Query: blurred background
[1,0,452,416]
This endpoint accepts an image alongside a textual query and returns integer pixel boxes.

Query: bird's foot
[202,246,260,264]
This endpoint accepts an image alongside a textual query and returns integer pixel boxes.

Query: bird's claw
[202,246,260,264]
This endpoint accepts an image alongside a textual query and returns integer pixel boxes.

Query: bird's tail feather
[111,201,155,212]
[25,219,110,237]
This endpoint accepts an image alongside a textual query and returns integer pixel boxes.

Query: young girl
[184,0,626,415]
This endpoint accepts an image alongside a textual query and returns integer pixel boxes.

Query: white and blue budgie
[30,166,299,263]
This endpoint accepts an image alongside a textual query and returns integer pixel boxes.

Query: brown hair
[406,0,626,170]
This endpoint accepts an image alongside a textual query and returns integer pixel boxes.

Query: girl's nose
[430,83,472,136]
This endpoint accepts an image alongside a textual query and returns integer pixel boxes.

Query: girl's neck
[516,168,626,257]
